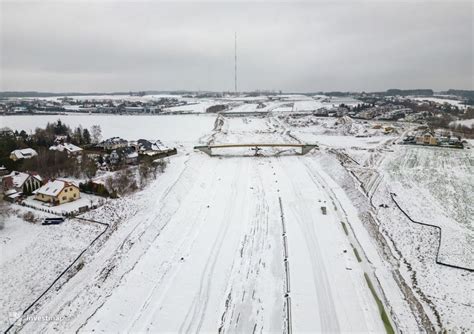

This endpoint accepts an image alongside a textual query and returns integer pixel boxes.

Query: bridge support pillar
[301,145,318,155]
[194,146,213,156]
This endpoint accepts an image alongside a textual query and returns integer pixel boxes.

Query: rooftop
[34,179,77,197]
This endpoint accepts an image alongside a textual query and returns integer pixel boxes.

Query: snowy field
[410,96,468,109]
[368,146,474,331]
[163,100,230,113]
[4,94,363,116]
[2,112,472,332]
[450,118,474,127]
[0,114,216,148]
[279,114,474,331]
[0,213,102,331]
[15,94,183,103]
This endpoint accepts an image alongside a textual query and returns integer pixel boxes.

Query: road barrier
[279,197,292,334]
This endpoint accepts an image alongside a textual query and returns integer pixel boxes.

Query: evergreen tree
[82,128,91,145]
[73,126,83,145]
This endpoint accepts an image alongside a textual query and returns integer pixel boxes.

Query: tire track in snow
[56,156,207,333]
[180,159,247,333]
[218,159,279,333]
[125,160,225,332]
[279,157,341,332]
[300,157,403,332]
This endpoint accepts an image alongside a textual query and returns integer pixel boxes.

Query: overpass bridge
[194,143,318,156]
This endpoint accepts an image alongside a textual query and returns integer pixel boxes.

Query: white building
[10,148,38,161]
[49,143,83,155]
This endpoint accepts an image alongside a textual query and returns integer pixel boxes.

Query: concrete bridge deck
[194,143,318,156]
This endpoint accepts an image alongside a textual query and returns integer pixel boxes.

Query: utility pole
[234,32,237,94]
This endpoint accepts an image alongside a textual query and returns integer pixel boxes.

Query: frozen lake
[0,114,216,147]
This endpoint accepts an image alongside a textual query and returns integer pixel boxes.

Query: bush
[22,211,37,224]
[79,180,111,197]
[106,159,168,195]
[0,201,8,230]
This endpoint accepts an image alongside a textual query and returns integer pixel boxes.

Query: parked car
[42,217,65,225]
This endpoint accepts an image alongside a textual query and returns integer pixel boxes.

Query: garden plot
[22,193,105,216]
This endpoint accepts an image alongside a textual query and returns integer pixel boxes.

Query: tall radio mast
[234,32,237,94]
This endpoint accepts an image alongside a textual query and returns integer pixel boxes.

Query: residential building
[10,148,38,161]
[49,143,83,155]
[2,171,42,194]
[0,165,8,176]
[415,133,438,145]
[130,139,168,153]
[109,150,120,165]
[34,179,80,205]
[0,127,14,137]
[125,151,139,164]
[98,137,128,150]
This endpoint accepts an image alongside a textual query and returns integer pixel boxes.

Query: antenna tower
[234,32,237,94]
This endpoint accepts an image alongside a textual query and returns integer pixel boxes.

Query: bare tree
[0,201,8,230]
[91,125,102,144]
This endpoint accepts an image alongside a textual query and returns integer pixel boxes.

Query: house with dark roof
[98,137,128,150]
[2,171,42,194]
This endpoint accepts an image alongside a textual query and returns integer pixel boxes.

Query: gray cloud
[1,1,472,92]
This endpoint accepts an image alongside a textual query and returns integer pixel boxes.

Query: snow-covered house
[130,139,170,157]
[125,151,138,164]
[415,131,437,146]
[2,171,42,194]
[4,189,21,202]
[54,135,68,144]
[98,137,128,150]
[109,150,120,165]
[0,127,14,137]
[10,148,38,161]
[0,165,8,176]
[34,179,80,205]
[49,143,83,155]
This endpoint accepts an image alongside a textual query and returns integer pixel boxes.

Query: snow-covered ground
[0,114,216,148]
[368,146,474,331]
[450,118,474,127]
[2,111,472,332]
[0,212,102,331]
[410,96,468,109]
[22,193,105,216]
[15,94,183,103]
[6,116,395,333]
[163,100,229,113]
[278,113,473,331]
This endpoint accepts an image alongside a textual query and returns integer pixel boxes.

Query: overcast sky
[1,0,472,92]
